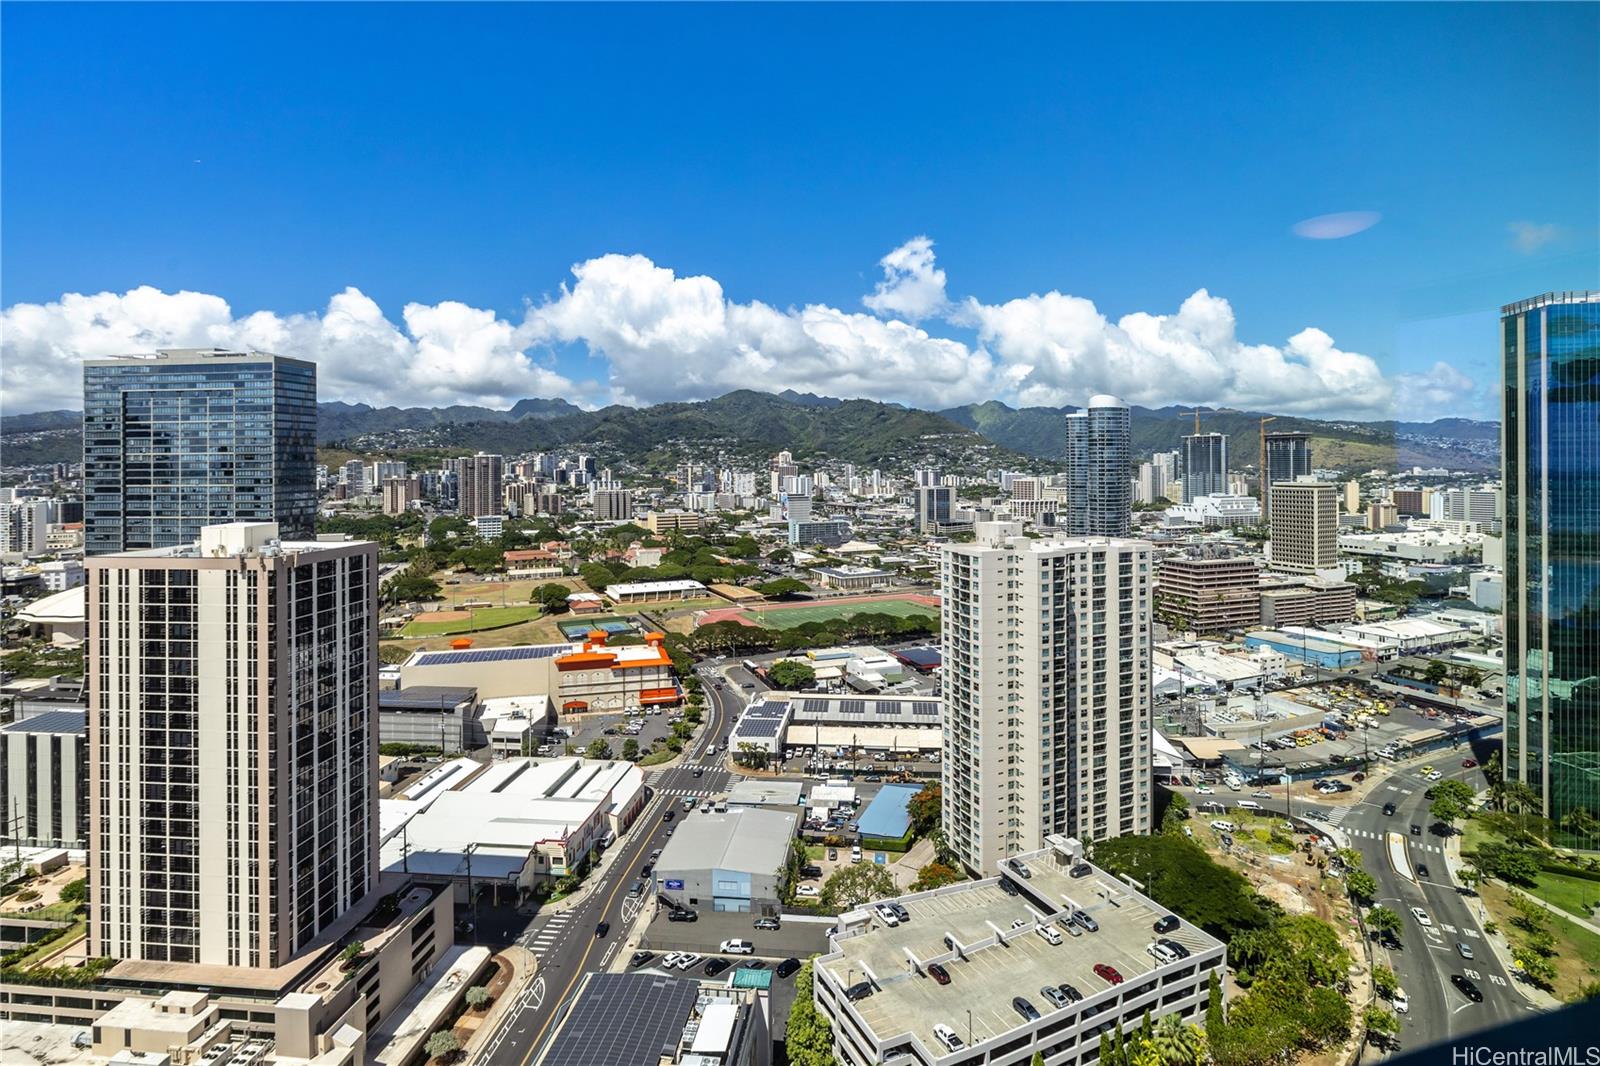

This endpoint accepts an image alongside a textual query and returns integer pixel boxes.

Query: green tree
[1371,964,1399,999]
[907,784,942,837]
[58,878,88,905]
[464,985,492,1009]
[424,1030,461,1061]
[1364,1005,1400,1046]
[821,864,896,911]
[756,577,810,598]
[1345,868,1377,904]
[339,940,366,967]
[621,738,640,761]
[909,862,963,892]
[384,567,442,605]
[1161,792,1191,832]
[785,962,835,1066]
[1093,834,1274,944]
[1367,906,1402,945]
[1152,1013,1206,1066]
[533,583,570,612]
[767,659,817,690]
[585,739,613,760]
[1560,806,1600,842]
[1204,971,1225,1044]
[1512,945,1557,987]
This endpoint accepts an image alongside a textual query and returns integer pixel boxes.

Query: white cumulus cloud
[965,288,1399,417]
[863,235,949,321]
[2,239,1458,420]
[1394,361,1477,409]
[1508,220,1562,255]
[1,286,572,413]
[528,252,992,408]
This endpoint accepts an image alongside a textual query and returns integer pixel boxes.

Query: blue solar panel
[413,645,565,667]
[911,703,939,716]
[838,699,866,714]
[800,699,829,715]
[874,701,903,716]
[736,718,782,738]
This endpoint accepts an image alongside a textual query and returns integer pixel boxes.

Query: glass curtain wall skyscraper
[1180,432,1228,502]
[1261,432,1312,523]
[1503,291,1600,845]
[83,349,316,555]
[1064,395,1131,536]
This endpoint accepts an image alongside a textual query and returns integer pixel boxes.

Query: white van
[1036,924,1062,946]
[850,846,863,864]
[1237,800,1263,811]
[1210,819,1237,832]
[720,939,754,954]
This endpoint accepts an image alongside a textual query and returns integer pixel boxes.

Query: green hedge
[1540,862,1600,884]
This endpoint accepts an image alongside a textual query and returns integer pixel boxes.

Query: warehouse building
[653,806,799,915]
[812,836,1225,1066]
[377,685,482,750]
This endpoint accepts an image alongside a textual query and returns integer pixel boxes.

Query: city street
[473,662,739,1066]
[1319,755,1539,1053]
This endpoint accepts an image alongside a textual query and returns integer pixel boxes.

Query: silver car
[1457,941,1474,960]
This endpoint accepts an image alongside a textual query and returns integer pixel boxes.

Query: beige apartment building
[1154,553,1261,635]
[86,522,379,969]
[940,522,1153,876]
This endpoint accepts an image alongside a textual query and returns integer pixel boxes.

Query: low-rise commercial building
[377,686,482,751]
[380,757,646,892]
[653,806,798,915]
[398,632,679,713]
[812,836,1225,1066]
[1243,629,1364,669]
[811,565,894,591]
[729,692,942,756]
[1257,579,1356,628]
[605,578,708,604]
[503,549,566,580]
[645,510,704,534]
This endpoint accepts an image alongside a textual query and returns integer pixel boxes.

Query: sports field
[401,604,544,637]
[746,596,937,630]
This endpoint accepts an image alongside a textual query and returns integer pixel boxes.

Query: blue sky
[3,3,1596,418]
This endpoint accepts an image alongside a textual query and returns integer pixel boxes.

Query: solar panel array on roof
[800,698,830,715]
[735,717,782,738]
[538,973,698,1066]
[837,699,866,714]
[413,645,565,667]
[911,703,939,715]
[874,701,902,716]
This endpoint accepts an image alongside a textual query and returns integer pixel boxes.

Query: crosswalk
[1322,806,1350,825]
[523,911,573,955]
[1339,826,1443,852]
[654,785,722,798]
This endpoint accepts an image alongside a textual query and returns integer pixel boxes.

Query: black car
[595,922,610,938]
[1410,823,1423,836]
[1012,996,1041,1021]
[640,863,653,878]
[1382,802,1397,816]
[1416,862,1431,879]
[754,917,781,931]
[693,768,704,777]
[1452,974,1484,1003]
[1158,937,1190,959]
[704,958,731,977]
[1058,983,1083,1003]
[844,981,874,1001]
[664,810,676,822]
[1069,863,1092,878]
[802,865,824,879]
[776,958,801,979]
[630,950,655,968]
[668,909,698,923]
[1153,915,1179,934]
[999,878,1020,896]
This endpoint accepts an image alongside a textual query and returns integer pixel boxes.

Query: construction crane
[1185,409,1203,435]
[1258,416,1279,521]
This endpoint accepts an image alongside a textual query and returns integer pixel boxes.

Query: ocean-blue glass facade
[83,350,316,555]
[1503,292,1600,844]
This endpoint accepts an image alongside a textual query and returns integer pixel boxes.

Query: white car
[1393,988,1409,1014]
[661,952,684,969]
[675,952,702,970]
[1410,907,1433,928]
[796,883,821,898]
[874,904,901,927]
[1426,770,1443,782]
[1195,786,1214,795]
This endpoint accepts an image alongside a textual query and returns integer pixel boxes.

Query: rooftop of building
[377,686,479,710]
[83,347,313,368]
[91,522,366,562]
[532,972,701,1066]
[0,708,86,735]
[815,838,1223,1053]
[654,806,797,877]
[605,578,708,595]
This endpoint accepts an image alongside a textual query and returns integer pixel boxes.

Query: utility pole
[463,842,479,945]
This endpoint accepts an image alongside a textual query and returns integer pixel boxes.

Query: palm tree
[1152,1013,1206,1066]
[1561,806,1600,844]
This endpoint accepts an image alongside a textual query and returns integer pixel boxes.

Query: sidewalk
[460,946,537,1059]
[1439,802,1563,1010]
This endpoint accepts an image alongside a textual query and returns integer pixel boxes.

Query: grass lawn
[749,597,937,629]
[8,918,86,967]
[1527,870,1600,921]
[401,604,544,636]
[0,899,83,923]
[1480,881,1600,1001]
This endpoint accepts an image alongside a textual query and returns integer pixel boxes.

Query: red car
[1093,963,1124,985]
[1462,759,1478,768]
